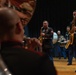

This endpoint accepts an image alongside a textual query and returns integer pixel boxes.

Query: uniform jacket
[0,41,57,75]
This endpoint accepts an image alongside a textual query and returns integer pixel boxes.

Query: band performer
[67,26,76,65]
[66,10,76,65]
[40,20,53,60]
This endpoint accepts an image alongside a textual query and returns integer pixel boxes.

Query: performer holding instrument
[66,26,76,65]
[57,30,66,59]
[40,20,53,60]
[65,10,76,49]
[65,10,76,65]
[64,26,71,59]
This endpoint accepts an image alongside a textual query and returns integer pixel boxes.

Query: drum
[52,39,58,44]
[52,32,58,44]
[58,41,67,47]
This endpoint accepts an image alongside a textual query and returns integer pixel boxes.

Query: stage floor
[53,58,76,75]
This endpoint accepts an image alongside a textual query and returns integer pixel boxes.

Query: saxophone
[38,36,43,43]
[65,32,74,49]
[65,17,76,49]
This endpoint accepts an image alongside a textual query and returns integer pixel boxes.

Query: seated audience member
[0,7,57,75]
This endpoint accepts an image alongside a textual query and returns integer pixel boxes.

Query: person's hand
[25,38,42,51]
[41,33,45,36]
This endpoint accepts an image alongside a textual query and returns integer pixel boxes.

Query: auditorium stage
[53,58,76,75]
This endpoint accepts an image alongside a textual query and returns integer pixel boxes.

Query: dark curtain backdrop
[24,0,76,38]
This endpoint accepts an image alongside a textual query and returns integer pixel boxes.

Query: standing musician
[65,10,76,65]
[66,26,76,65]
[65,10,76,49]
[65,26,71,60]
[57,30,66,59]
[40,20,53,60]
[65,26,71,41]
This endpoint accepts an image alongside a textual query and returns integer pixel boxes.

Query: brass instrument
[65,32,74,49]
[65,16,76,49]
[38,36,43,43]
[23,36,42,51]
[65,40,70,49]
[0,0,36,74]
[0,0,36,26]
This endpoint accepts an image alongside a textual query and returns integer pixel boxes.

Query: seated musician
[40,20,53,60]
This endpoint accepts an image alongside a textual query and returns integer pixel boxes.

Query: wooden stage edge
[53,58,76,75]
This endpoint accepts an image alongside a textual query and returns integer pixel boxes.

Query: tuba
[0,0,36,27]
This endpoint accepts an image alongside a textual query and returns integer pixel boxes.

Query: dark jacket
[41,27,53,39]
[0,41,57,75]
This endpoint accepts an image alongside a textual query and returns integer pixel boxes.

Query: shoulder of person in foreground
[39,53,57,75]
[1,45,57,75]
[26,49,57,75]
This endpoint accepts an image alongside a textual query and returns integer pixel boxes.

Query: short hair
[57,30,61,33]
[0,7,20,39]
[43,20,48,22]
[43,20,49,24]
[67,26,70,28]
